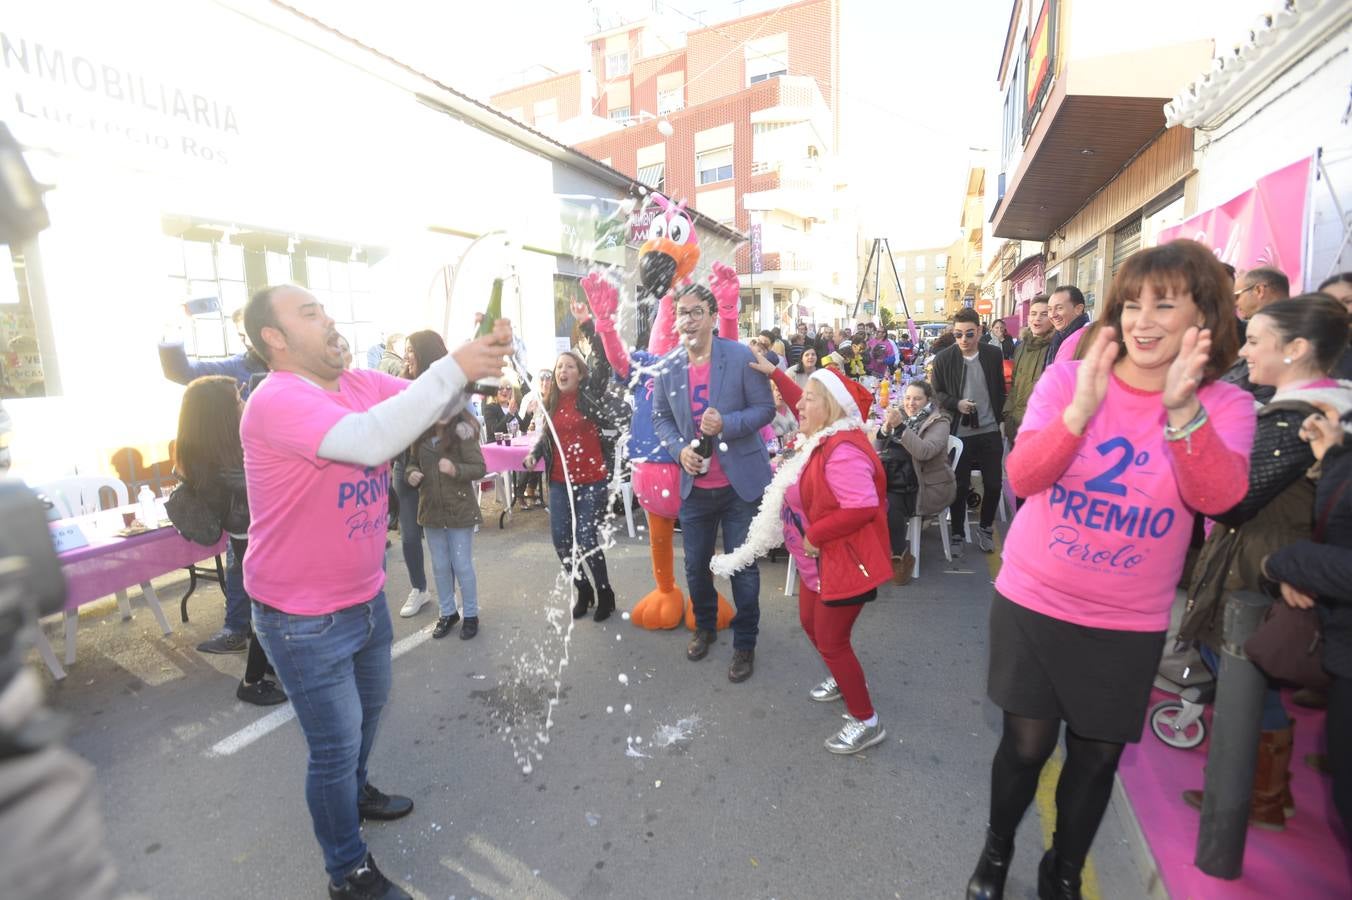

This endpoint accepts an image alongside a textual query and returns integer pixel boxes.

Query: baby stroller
[1149,643,1215,750]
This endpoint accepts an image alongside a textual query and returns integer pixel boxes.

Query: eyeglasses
[675,307,708,320]
[1234,285,1255,297]
[954,330,978,339]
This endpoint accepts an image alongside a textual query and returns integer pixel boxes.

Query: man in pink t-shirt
[240,285,511,900]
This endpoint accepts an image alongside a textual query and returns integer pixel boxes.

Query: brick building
[489,0,857,334]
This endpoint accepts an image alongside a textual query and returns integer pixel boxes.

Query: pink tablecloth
[482,435,544,474]
[59,525,226,611]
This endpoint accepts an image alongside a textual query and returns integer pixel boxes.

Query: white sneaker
[399,589,430,617]
[825,717,887,755]
[809,677,841,702]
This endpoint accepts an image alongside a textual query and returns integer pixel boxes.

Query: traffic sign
[975,298,994,314]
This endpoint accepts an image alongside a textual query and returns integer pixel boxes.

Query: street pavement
[37,504,1161,899]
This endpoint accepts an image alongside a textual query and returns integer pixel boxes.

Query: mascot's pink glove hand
[581,271,619,334]
[710,262,739,317]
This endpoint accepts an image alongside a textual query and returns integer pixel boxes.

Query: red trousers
[798,586,874,720]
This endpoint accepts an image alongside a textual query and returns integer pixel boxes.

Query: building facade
[489,0,855,334]
[0,0,738,479]
[986,0,1215,321]
[1164,3,1352,290]
[882,243,954,324]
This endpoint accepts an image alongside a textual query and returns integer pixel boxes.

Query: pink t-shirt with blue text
[997,362,1255,631]
[688,361,731,489]
[241,369,408,615]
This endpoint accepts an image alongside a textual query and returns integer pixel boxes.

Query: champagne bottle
[692,428,714,477]
[467,278,508,396]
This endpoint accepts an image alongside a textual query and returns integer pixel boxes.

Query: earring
[1282,357,1292,365]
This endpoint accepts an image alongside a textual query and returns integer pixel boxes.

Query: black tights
[988,712,1125,866]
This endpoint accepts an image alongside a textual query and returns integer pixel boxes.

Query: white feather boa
[710,417,869,578]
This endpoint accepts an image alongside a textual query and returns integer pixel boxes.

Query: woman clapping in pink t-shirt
[965,240,1256,900]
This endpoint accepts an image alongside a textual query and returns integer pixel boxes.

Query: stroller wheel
[1149,700,1206,749]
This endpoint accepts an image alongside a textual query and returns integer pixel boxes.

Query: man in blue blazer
[653,285,775,682]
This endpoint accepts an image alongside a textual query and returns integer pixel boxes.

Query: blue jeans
[251,592,394,881]
[425,526,478,618]
[392,465,427,592]
[548,480,611,590]
[1199,644,1290,730]
[223,540,250,634]
[681,486,760,650]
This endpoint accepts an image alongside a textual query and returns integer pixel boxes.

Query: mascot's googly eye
[667,215,692,245]
[646,219,667,242]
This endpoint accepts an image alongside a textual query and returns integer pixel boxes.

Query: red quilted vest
[800,429,893,601]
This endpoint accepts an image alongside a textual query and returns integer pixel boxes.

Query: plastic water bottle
[137,485,158,527]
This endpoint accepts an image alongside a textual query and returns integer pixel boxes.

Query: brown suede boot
[1250,726,1294,830]
[1181,725,1295,830]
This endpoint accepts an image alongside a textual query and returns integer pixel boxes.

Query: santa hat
[809,368,873,423]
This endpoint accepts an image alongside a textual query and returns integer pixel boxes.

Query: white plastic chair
[37,476,128,518]
[34,475,172,677]
[906,435,963,580]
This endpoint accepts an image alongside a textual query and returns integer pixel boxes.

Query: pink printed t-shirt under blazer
[241,369,409,616]
[688,361,731,489]
[997,362,1256,632]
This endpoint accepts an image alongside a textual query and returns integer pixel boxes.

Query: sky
[292,0,1015,249]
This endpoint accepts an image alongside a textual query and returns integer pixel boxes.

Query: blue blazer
[651,337,775,502]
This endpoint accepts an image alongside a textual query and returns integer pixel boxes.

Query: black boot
[965,828,1014,900]
[572,579,594,619]
[1037,848,1083,900]
[593,584,616,622]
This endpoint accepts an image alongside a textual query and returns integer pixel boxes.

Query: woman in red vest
[716,358,893,754]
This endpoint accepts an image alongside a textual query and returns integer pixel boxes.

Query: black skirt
[987,592,1167,744]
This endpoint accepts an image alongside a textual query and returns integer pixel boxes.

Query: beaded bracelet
[1164,405,1209,453]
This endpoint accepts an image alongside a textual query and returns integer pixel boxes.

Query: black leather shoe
[432,613,460,639]
[357,783,413,821]
[1037,848,1083,900]
[236,678,287,706]
[728,648,755,683]
[594,586,616,622]
[687,629,716,661]
[572,580,595,619]
[459,616,478,640]
[965,828,1014,900]
[328,853,411,900]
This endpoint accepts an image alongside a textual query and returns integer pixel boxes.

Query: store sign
[1,29,240,165]
[749,224,763,274]
[1024,0,1056,141]
[1157,156,1312,291]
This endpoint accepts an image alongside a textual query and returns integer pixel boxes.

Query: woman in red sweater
[525,347,620,621]
[965,240,1255,900]
[718,359,893,754]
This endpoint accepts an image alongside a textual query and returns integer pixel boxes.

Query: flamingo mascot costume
[581,194,739,630]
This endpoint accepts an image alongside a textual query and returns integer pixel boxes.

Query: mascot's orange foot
[685,594,736,631]
[630,587,686,630]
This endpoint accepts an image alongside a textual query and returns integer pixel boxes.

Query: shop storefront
[2,0,734,478]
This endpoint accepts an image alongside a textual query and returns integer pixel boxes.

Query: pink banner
[1157,156,1311,290]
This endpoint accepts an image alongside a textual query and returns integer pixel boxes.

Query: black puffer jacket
[1266,441,1352,678]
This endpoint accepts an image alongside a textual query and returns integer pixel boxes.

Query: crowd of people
[149,240,1352,900]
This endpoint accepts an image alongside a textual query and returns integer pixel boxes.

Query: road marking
[206,628,433,757]
[1035,745,1104,900]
